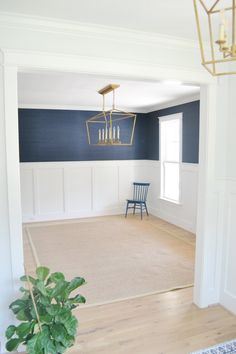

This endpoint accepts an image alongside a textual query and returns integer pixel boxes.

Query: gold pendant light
[194,0,236,76]
[86,84,136,146]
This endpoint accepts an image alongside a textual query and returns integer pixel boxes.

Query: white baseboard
[149,206,195,233]
[22,207,124,223]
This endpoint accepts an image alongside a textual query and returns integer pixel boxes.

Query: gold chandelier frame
[86,84,137,146]
[194,0,236,76]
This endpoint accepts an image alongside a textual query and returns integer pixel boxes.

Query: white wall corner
[147,93,200,113]
[0,49,4,65]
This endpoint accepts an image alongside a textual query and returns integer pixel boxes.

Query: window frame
[159,112,183,205]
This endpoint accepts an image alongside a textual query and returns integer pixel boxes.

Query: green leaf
[64,316,78,336]
[19,286,29,293]
[61,334,75,348]
[16,309,29,321]
[36,266,50,281]
[26,333,42,354]
[5,338,21,352]
[50,281,69,298]
[72,294,86,304]
[38,293,51,307]
[55,309,71,324]
[9,299,28,314]
[44,338,57,354]
[16,322,32,338]
[50,323,67,343]
[35,280,48,296]
[55,341,67,353]
[48,272,65,283]
[38,327,51,348]
[40,313,53,324]
[5,325,16,339]
[20,275,36,285]
[68,277,85,293]
[46,304,61,316]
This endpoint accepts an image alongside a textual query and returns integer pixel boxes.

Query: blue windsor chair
[125,182,150,220]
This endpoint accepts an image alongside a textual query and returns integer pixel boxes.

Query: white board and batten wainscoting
[20,160,198,232]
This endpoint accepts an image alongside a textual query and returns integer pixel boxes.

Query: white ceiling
[8,1,202,110]
[18,72,200,113]
[0,0,202,40]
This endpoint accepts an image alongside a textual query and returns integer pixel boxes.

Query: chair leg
[125,202,129,218]
[133,203,136,215]
[140,204,143,220]
[145,203,149,216]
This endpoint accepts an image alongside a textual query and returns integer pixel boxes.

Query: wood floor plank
[67,288,236,354]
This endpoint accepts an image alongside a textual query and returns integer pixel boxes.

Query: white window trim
[159,112,183,205]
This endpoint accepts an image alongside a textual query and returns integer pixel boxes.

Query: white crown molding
[0,11,201,51]
[18,103,103,112]
[146,93,200,112]
[18,94,200,114]
[18,103,148,114]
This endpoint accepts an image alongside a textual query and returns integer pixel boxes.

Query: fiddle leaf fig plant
[5,266,86,354]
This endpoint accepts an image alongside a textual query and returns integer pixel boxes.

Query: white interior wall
[0,11,226,352]
[0,58,24,352]
[219,76,236,315]
[20,160,198,232]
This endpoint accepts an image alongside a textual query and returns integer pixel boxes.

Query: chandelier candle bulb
[219,24,225,42]
[117,126,120,140]
[220,9,226,25]
[109,127,112,141]
[219,10,226,43]
[105,127,108,141]
[98,129,101,142]
[223,18,229,50]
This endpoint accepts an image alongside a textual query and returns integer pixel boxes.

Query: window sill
[158,197,182,206]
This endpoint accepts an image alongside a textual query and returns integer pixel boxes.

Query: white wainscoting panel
[118,164,136,203]
[20,167,34,218]
[65,166,92,214]
[93,166,119,211]
[148,162,199,232]
[36,167,65,216]
[20,160,199,232]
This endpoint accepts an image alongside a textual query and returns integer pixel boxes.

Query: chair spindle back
[133,182,150,202]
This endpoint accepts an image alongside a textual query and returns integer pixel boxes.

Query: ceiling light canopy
[86,84,137,146]
[194,0,236,76]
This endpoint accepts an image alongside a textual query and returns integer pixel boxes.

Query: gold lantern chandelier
[194,0,236,76]
[86,84,136,146]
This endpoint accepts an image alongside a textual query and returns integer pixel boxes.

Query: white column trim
[194,83,223,308]
[0,47,220,331]
[0,61,24,350]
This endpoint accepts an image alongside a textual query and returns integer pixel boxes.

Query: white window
[159,113,182,204]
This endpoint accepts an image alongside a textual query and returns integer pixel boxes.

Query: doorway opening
[18,69,200,306]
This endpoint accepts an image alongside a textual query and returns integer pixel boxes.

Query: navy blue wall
[147,101,200,163]
[19,101,199,163]
[18,109,148,162]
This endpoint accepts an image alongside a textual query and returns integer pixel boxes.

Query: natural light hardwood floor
[70,288,236,354]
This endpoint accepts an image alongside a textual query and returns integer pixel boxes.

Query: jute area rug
[24,215,195,306]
